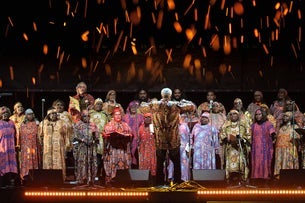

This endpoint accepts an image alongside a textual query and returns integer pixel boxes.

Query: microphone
[41,98,46,102]
[209,100,213,109]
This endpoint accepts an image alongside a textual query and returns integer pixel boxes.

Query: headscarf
[201,112,210,119]
[105,90,116,101]
[229,109,239,115]
[47,108,57,116]
[94,98,103,105]
[25,108,34,115]
[112,107,122,115]
[144,113,152,118]
[234,98,242,105]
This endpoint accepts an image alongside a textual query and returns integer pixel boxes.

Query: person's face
[109,92,116,102]
[55,102,64,113]
[162,93,171,101]
[255,111,263,121]
[16,104,24,115]
[277,90,286,99]
[283,114,290,123]
[94,102,103,112]
[138,90,147,101]
[144,116,152,124]
[113,111,122,122]
[229,112,239,122]
[285,100,295,111]
[234,100,243,110]
[76,83,87,96]
[1,111,10,120]
[81,112,90,123]
[129,106,138,114]
[26,113,35,121]
[253,91,262,102]
[206,92,216,101]
[173,89,182,100]
[49,112,58,121]
[200,116,209,125]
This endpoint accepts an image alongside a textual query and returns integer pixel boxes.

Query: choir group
[1,83,305,188]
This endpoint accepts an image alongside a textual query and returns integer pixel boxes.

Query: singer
[197,90,226,116]
[138,113,157,182]
[102,90,125,117]
[139,87,196,186]
[73,109,99,185]
[68,81,95,123]
[102,107,132,187]
[38,107,71,181]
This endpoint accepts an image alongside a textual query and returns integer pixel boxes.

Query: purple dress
[0,120,18,175]
[191,123,219,169]
[251,121,275,179]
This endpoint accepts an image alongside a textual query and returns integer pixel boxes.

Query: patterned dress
[251,120,275,179]
[38,119,70,180]
[138,123,157,176]
[209,112,227,169]
[123,113,144,166]
[73,121,99,184]
[19,120,40,179]
[179,121,191,181]
[220,121,251,181]
[274,123,300,176]
[191,123,219,170]
[89,110,109,155]
[0,120,18,176]
[102,119,132,183]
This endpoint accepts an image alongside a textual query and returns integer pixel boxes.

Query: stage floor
[2,180,305,203]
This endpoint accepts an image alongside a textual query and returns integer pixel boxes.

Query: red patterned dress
[19,120,40,179]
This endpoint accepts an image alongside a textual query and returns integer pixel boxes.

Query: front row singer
[139,87,196,186]
[102,107,133,187]
[73,109,99,185]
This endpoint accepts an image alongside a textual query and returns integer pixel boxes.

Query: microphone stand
[291,102,298,169]
[186,112,193,182]
[40,99,45,169]
[228,120,256,189]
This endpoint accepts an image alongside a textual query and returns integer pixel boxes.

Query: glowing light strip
[197,189,305,195]
[24,191,148,197]
[87,192,148,196]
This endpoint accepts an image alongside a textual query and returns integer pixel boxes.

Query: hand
[15,145,21,152]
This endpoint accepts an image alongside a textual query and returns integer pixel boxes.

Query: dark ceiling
[0,0,304,92]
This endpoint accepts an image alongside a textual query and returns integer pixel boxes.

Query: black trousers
[156,147,181,185]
